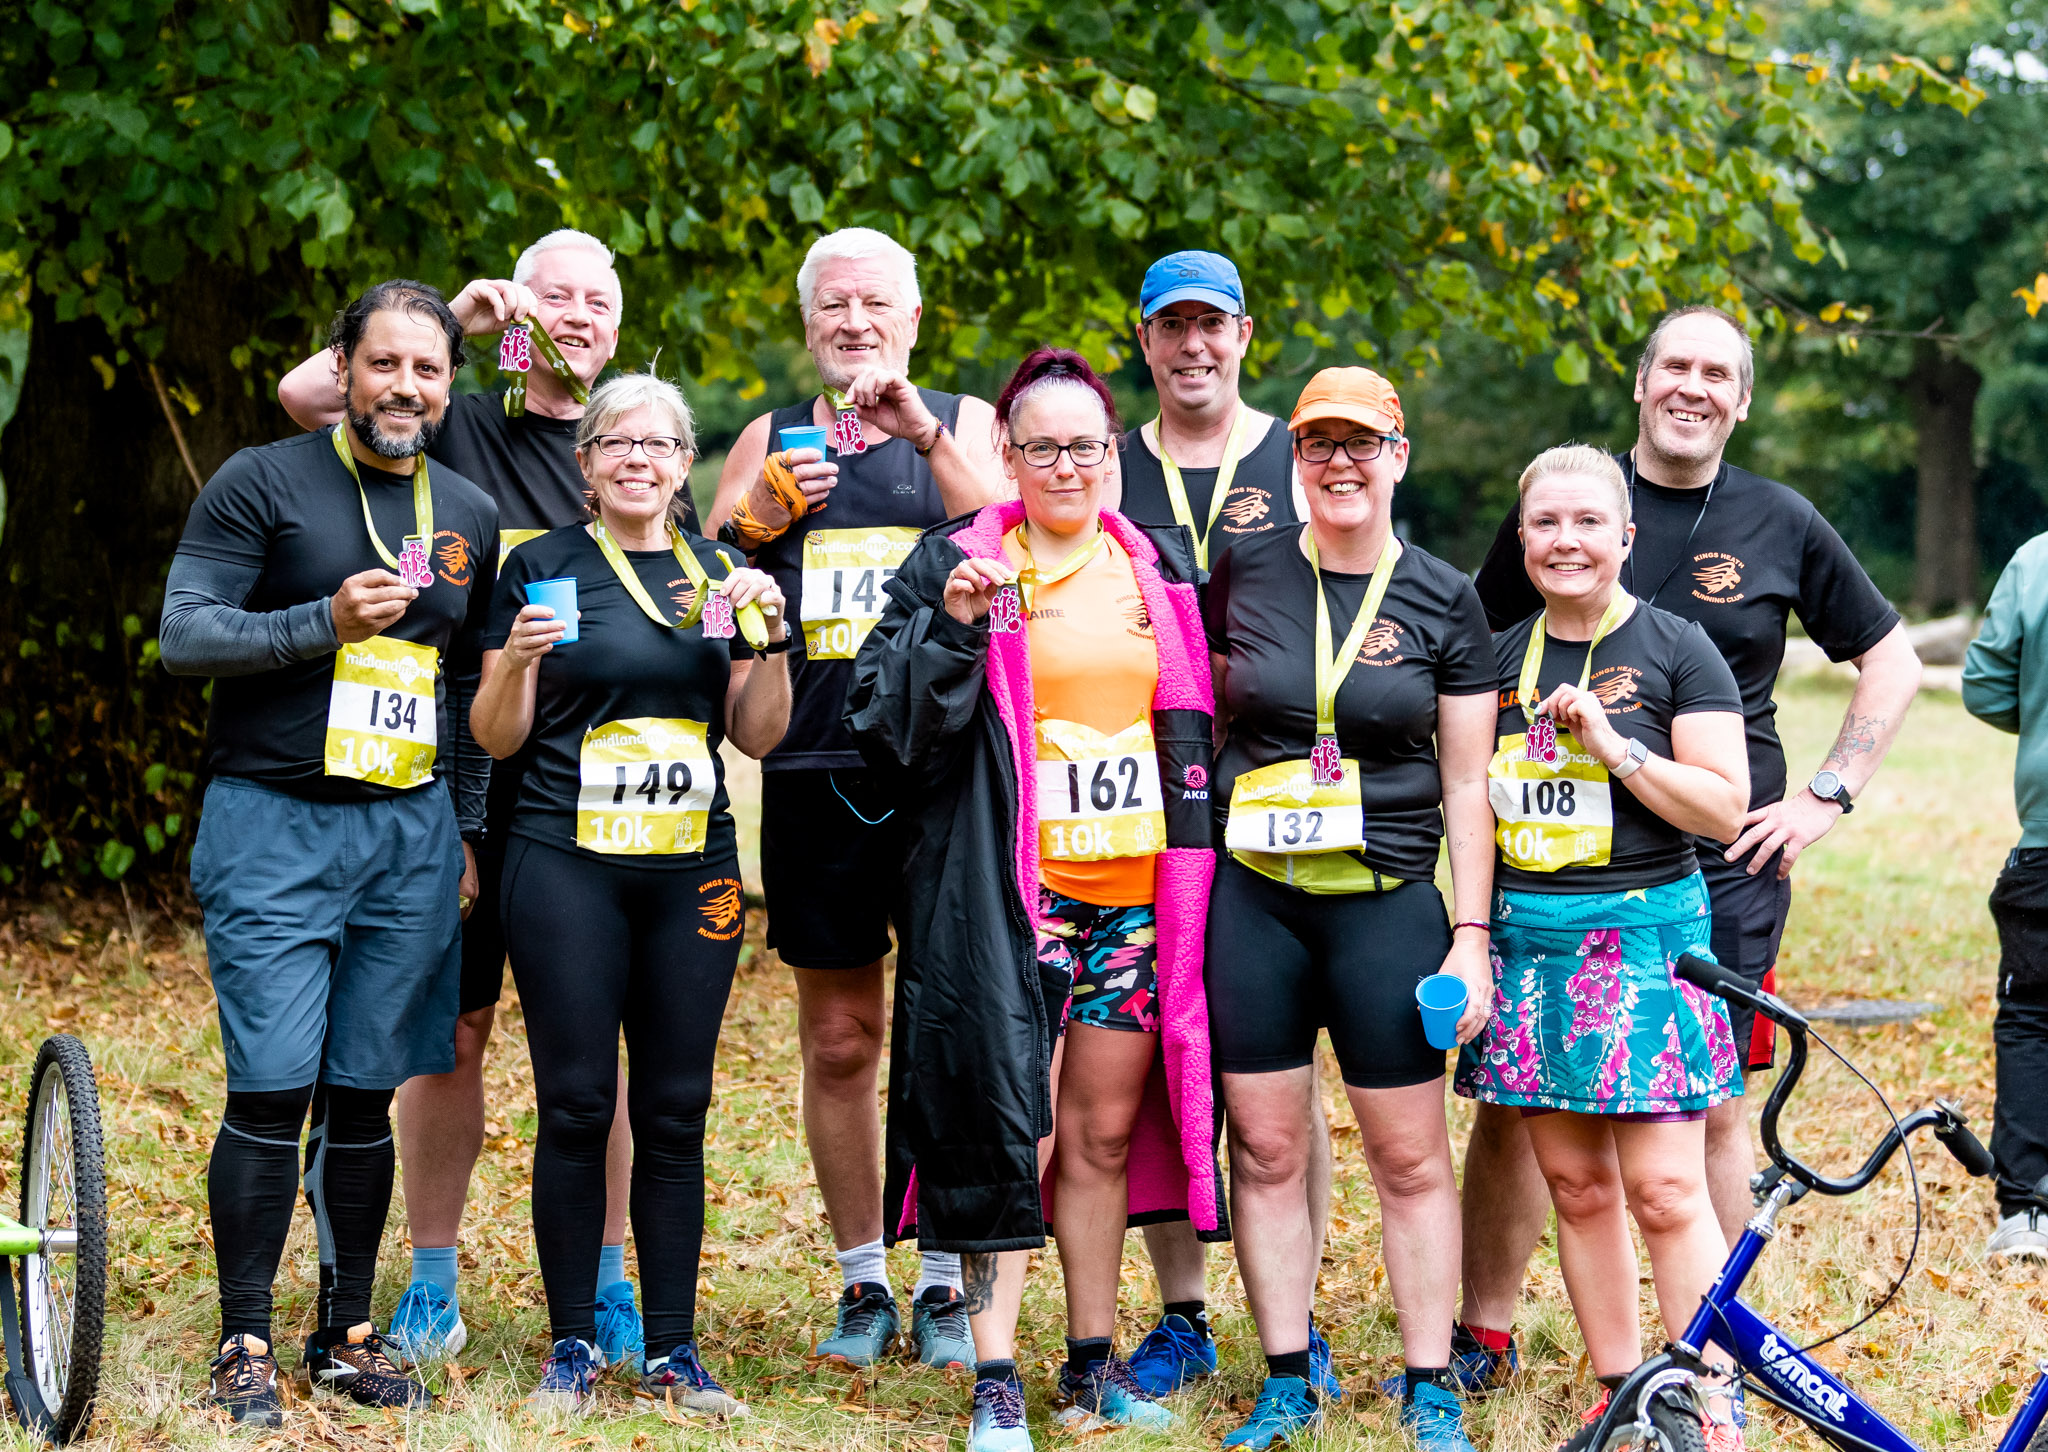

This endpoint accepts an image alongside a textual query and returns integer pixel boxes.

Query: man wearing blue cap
[1117,251,1304,573]
[1114,251,1333,1406]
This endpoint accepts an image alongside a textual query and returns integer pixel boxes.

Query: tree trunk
[1907,342,1983,614]
[0,259,305,884]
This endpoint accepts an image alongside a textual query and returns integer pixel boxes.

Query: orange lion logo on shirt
[1221,488,1272,529]
[1694,559,1743,596]
[434,531,473,587]
[698,878,744,941]
[1355,620,1406,664]
[1592,667,1643,709]
[669,579,700,620]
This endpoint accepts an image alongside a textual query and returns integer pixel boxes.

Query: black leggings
[209,1082,394,1344]
[1206,855,1451,1089]
[502,836,745,1353]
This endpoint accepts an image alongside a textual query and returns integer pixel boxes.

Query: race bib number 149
[577,717,715,856]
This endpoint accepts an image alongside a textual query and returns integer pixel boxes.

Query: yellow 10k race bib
[325,636,439,788]
[577,718,715,856]
[1036,719,1166,862]
[1487,729,1614,871]
[800,527,921,660]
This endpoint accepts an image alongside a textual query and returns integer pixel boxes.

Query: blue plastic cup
[779,423,830,458]
[525,576,580,645]
[1415,974,1470,1050]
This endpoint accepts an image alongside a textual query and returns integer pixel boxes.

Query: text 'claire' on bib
[577,717,715,856]
[325,636,440,789]
[800,527,921,660]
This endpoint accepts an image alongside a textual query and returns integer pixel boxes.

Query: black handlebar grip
[1674,953,1748,999]
[1936,1120,1997,1178]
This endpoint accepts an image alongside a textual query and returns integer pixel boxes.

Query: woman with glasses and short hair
[1203,368,1495,1452]
[1454,445,1748,1452]
[846,348,1222,1452]
[471,374,791,1418]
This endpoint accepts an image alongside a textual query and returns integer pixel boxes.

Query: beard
[346,397,443,460]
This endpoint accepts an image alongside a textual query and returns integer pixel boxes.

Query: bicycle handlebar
[1672,954,1997,1197]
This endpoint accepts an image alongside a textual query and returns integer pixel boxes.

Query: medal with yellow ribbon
[1005,524,1109,613]
[1147,407,1248,571]
[330,424,434,588]
[1515,589,1631,764]
[591,520,712,630]
[1307,526,1402,786]
[500,317,591,417]
[823,385,868,455]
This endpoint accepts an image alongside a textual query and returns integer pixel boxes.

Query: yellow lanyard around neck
[1009,524,1109,611]
[331,424,432,571]
[590,519,712,629]
[1517,590,1632,722]
[1306,526,1402,738]
[1149,407,1249,570]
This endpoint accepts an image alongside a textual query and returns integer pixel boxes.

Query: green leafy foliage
[0,0,1980,881]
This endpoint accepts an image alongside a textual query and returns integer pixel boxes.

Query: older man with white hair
[278,228,668,1372]
[709,226,1001,1369]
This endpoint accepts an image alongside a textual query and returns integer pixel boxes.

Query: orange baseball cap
[1289,367,1405,438]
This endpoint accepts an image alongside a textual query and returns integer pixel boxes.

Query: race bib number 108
[800,527,921,661]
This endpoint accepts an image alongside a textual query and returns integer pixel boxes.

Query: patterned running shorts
[1036,887,1161,1034]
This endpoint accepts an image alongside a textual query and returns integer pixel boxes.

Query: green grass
[0,679,2043,1451]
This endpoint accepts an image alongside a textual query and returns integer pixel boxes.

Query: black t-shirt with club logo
[1491,603,1743,894]
[1203,525,1496,882]
[486,524,751,866]
[1474,458,1900,810]
[174,429,498,799]
[1117,415,1298,566]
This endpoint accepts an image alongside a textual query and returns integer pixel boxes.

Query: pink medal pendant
[700,590,736,640]
[397,535,434,590]
[498,323,533,373]
[831,407,867,455]
[1527,713,1560,765]
[988,584,1024,634]
[1310,734,1344,787]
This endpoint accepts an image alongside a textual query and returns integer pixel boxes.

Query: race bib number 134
[324,636,439,789]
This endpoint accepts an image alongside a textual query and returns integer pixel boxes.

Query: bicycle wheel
[1600,1380,1710,1452]
[11,1035,106,1443]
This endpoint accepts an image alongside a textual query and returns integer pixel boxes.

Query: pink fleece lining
[949,501,1219,1231]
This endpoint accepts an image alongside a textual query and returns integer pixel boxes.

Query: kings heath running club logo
[434,531,473,588]
[1355,618,1405,666]
[698,878,744,941]
[1692,553,1745,603]
[1221,487,1273,530]
[1591,665,1644,713]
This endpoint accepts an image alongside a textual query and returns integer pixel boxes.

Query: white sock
[915,1251,963,1297]
[835,1239,890,1293]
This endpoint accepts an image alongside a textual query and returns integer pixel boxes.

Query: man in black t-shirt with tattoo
[1454,305,1922,1385]
[277,231,669,1368]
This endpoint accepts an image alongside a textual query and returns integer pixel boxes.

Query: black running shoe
[209,1334,285,1427]
[304,1323,435,1408]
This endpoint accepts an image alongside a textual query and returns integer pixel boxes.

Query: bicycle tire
[1601,1383,1710,1452]
[11,1035,106,1443]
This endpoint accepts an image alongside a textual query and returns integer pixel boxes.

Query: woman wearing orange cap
[1203,367,1495,1452]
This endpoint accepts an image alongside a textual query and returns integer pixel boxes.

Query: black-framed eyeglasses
[1014,438,1112,468]
[1294,432,1401,464]
[593,434,686,459]
[1144,312,1243,342]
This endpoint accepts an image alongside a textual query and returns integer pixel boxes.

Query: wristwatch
[1809,769,1854,814]
[1610,737,1650,779]
[755,635,792,657]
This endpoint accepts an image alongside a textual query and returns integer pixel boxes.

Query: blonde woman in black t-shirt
[1455,445,1749,1450]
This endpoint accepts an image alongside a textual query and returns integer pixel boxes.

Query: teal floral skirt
[1453,872,1741,1115]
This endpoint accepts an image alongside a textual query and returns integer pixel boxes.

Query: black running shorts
[760,767,908,971]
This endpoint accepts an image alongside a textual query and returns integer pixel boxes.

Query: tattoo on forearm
[1824,712,1885,770]
[962,1253,997,1314]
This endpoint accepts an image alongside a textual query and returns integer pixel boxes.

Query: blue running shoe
[812,1282,901,1367]
[910,1286,976,1369]
[1053,1356,1175,1433]
[1308,1320,1345,1402]
[386,1280,466,1367]
[639,1341,748,1418]
[1222,1375,1321,1449]
[1127,1313,1216,1397]
[968,1377,1035,1452]
[524,1337,600,1417]
[1450,1323,1519,1394]
[595,1281,645,1373]
[1402,1381,1478,1452]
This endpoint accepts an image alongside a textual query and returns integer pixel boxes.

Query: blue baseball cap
[1139,251,1245,320]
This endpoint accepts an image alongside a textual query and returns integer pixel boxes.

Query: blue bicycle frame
[1585,954,2048,1452]
[1669,1188,2048,1452]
